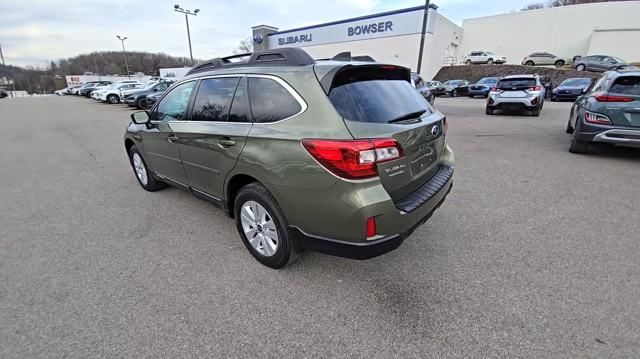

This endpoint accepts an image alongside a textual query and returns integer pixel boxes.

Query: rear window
[497,78,536,88]
[328,67,430,124]
[478,77,498,84]
[609,76,640,95]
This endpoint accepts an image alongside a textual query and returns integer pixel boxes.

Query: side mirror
[131,111,150,124]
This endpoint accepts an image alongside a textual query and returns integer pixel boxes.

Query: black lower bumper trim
[290,182,453,260]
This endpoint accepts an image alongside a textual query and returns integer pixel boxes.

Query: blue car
[551,78,592,101]
[468,77,499,98]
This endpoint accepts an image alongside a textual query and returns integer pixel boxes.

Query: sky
[0,0,535,67]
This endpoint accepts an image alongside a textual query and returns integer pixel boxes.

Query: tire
[135,97,146,109]
[555,60,565,68]
[107,94,120,104]
[487,58,494,65]
[569,128,590,154]
[465,59,472,65]
[468,95,474,98]
[575,64,585,71]
[451,89,457,97]
[525,60,534,66]
[485,106,494,115]
[566,120,574,134]
[551,97,557,102]
[531,107,541,117]
[128,145,166,192]
[234,183,298,269]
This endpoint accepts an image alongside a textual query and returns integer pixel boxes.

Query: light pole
[116,35,131,79]
[174,4,200,64]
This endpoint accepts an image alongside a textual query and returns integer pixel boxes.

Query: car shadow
[587,143,640,160]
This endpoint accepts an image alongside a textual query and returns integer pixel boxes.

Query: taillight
[594,92,634,102]
[584,111,611,125]
[302,138,404,179]
[528,85,542,91]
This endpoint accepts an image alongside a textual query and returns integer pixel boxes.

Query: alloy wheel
[132,153,148,186]
[240,201,279,257]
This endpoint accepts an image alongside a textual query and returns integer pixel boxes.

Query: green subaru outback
[124,48,454,268]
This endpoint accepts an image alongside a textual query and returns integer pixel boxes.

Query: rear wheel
[569,128,589,154]
[554,60,565,68]
[451,89,457,97]
[566,120,574,134]
[525,60,534,66]
[487,58,494,65]
[531,107,541,117]
[107,94,120,104]
[465,59,472,65]
[234,183,298,269]
[485,106,495,115]
[575,64,586,71]
[128,145,166,191]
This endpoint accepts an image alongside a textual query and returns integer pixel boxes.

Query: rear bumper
[579,128,640,147]
[292,180,453,259]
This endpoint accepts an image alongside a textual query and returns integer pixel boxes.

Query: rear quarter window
[248,77,302,123]
[609,76,640,95]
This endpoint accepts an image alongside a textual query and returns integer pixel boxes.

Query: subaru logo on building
[253,34,264,44]
[431,125,440,136]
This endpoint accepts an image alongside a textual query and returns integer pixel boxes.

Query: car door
[141,80,196,186]
[172,76,251,200]
[587,56,605,71]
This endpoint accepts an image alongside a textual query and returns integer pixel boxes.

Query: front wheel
[487,58,494,65]
[128,145,166,191]
[135,97,146,110]
[465,59,472,65]
[575,64,586,71]
[451,89,457,97]
[555,60,565,68]
[107,94,120,104]
[525,60,534,66]
[234,183,298,269]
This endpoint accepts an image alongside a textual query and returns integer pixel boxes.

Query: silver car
[486,75,545,117]
[573,55,626,72]
[522,52,570,68]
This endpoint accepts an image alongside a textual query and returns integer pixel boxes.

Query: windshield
[611,56,625,64]
[478,77,498,85]
[329,79,430,124]
[560,78,591,87]
[444,80,464,86]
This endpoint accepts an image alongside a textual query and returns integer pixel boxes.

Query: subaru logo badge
[253,34,264,44]
[431,125,440,136]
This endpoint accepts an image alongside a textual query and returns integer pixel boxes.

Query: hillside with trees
[522,0,631,11]
[1,51,198,94]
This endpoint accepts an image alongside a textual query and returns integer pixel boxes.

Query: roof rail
[612,64,639,72]
[185,48,315,76]
[330,51,376,62]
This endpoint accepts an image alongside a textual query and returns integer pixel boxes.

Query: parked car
[411,73,435,104]
[566,68,640,153]
[426,81,442,88]
[69,86,83,95]
[435,80,470,97]
[522,52,570,68]
[55,87,70,96]
[486,74,545,116]
[124,48,454,268]
[140,90,164,109]
[468,77,500,98]
[90,84,113,100]
[123,81,173,108]
[0,88,7,99]
[94,81,142,103]
[551,78,592,101]
[464,51,506,65]
[573,55,627,72]
[78,81,112,96]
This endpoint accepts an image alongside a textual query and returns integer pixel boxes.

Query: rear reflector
[594,92,634,102]
[584,111,611,125]
[366,217,377,238]
[528,85,542,91]
[302,138,404,179]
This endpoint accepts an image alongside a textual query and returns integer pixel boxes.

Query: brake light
[528,86,542,91]
[584,111,611,125]
[302,138,404,179]
[594,92,634,102]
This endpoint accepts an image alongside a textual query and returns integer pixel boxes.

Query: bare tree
[234,36,254,54]
[522,0,628,10]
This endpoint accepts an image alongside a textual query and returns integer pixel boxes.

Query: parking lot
[1,96,639,358]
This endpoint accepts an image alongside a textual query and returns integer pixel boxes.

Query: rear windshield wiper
[388,110,426,124]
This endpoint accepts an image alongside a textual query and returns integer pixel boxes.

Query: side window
[248,77,302,123]
[228,78,250,123]
[155,81,196,122]
[156,83,169,91]
[191,77,240,122]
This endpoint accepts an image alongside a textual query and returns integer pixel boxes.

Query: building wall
[459,1,640,65]
[588,29,640,63]
[262,7,462,80]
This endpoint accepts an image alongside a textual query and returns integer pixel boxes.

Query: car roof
[502,74,537,79]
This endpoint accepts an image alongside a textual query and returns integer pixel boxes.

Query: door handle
[167,134,178,143]
[218,138,236,147]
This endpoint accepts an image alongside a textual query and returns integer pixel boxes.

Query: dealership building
[251,1,640,80]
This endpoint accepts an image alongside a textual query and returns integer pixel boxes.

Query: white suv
[486,75,545,116]
[95,81,141,103]
[464,51,506,65]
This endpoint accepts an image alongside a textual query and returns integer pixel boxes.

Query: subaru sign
[268,8,434,49]
[253,34,263,44]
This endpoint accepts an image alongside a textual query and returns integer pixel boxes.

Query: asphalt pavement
[1,95,639,358]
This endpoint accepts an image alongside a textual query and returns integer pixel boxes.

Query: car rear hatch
[316,63,447,202]
[600,76,640,127]
[496,77,537,98]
